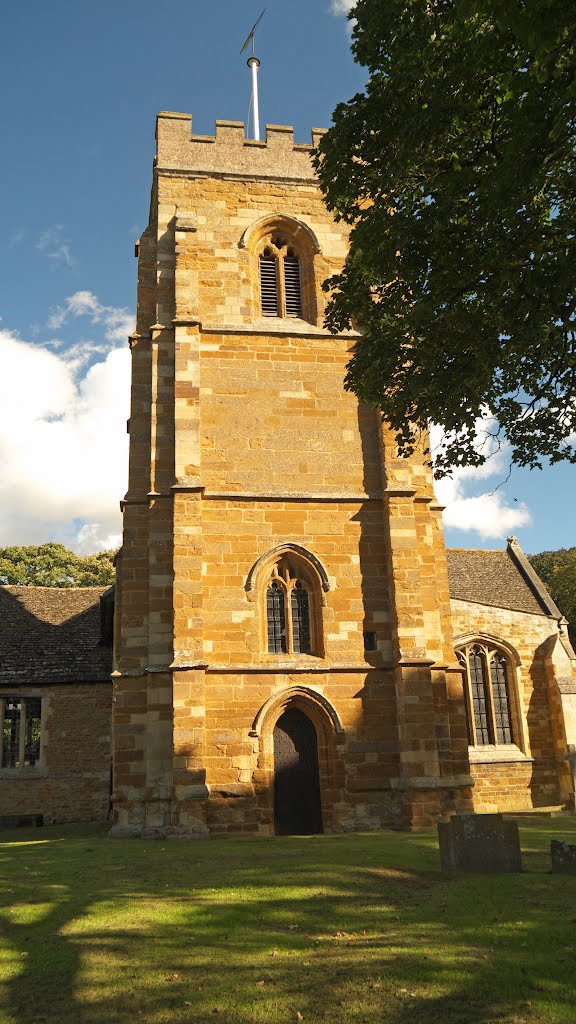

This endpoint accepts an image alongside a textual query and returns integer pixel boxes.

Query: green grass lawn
[1,818,575,1024]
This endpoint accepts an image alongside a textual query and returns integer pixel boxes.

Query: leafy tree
[315,0,576,474]
[0,543,116,588]
[529,547,576,645]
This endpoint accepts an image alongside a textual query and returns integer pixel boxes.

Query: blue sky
[1,0,574,555]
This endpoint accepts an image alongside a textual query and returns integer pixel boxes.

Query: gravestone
[550,839,576,875]
[438,813,522,873]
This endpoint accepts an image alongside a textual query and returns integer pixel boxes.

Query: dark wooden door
[273,708,323,835]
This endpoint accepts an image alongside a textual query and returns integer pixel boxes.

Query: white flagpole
[241,9,266,142]
[247,56,261,141]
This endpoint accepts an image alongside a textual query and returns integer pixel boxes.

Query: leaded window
[266,561,313,655]
[469,646,491,745]
[267,581,287,654]
[258,236,302,318]
[490,653,514,744]
[1,696,42,768]
[290,582,311,654]
[456,643,515,747]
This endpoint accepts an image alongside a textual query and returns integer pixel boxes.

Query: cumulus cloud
[330,0,356,13]
[0,329,131,553]
[36,225,74,268]
[435,475,531,538]
[76,523,123,555]
[430,421,532,539]
[48,290,134,343]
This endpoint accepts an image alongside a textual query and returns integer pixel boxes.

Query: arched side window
[258,235,302,318]
[456,642,515,746]
[240,215,320,324]
[264,556,318,656]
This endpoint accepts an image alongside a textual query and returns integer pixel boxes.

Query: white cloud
[48,290,134,343]
[430,421,532,539]
[435,475,531,538]
[0,329,130,553]
[36,225,74,268]
[330,0,356,13]
[76,523,122,555]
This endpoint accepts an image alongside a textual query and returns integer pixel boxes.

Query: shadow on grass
[0,821,575,1024]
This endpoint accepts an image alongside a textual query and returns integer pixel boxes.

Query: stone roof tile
[446,548,551,616]
[0,586,112,686]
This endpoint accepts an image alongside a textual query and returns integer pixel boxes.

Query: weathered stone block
[550,839,576,874]
[438,813,522,873]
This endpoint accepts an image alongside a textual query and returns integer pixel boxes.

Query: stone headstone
[550,839,576,875]
[438,813,522,873]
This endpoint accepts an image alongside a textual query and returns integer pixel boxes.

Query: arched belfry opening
[273,708,323,835]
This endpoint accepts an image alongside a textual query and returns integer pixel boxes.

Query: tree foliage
[529,546,576,645]
[315,0,576,474]
[0,543,116,588]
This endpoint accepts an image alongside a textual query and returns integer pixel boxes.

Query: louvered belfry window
[283,257,302,317]
[457,643,515,747]
[258,237,302,318]
[265,560,313,656]
[259,251,279,316]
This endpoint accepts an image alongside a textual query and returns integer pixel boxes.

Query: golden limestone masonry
[109,114,576,838]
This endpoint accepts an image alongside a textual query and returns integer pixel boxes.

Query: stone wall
[112,114,474,837]
[0,683,112,824]
[450,600,573,811]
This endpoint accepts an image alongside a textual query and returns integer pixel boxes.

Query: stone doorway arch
[250,686,345,835]
[273,708,322,835]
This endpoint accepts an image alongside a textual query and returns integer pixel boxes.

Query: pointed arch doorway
[273,708,323,835]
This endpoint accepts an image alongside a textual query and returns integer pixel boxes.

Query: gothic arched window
[265,558,315,655]
[456,642,515,746]
[241,215,320,325]
[259,235,302,318]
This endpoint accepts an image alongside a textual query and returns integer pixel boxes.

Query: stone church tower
[111,113,475,838]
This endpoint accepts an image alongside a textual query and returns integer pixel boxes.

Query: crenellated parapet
[155,112,325,182]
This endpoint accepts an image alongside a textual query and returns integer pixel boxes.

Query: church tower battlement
[155,112,326,180]
[111,111,474,839]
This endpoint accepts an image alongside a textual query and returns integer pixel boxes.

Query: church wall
[154,173,345,331]
[199,333,380,497]
[112,114,476,836]
[199,669,401,835]
[450,600,571,811]
[0,683,111,824]
[199,500,387,664]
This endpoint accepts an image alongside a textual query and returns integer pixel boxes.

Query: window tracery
[456,641,516,746]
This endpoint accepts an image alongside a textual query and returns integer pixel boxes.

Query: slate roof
[446,545,556,617]
[0,586,112,686]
